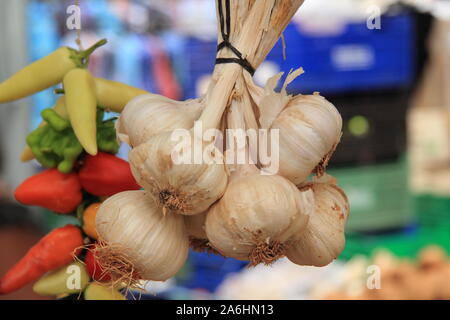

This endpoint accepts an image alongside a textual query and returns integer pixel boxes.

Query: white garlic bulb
[248,69,342,184]
[287,175,349,267]
[128,133,228,216]
[116,93,204,148]
[272,94,342,183]
[205,168,314,265]
[95,190,189,281]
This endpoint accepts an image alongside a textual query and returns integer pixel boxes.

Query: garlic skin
[272,94,342,184]
[287,175,349,267]
[129,132,228,216]
[116,94,204,148]
[96,190,189,281]
[185,211,208,239]
[205,172,314,264]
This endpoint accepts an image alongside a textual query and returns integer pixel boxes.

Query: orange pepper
[83,203,101,240]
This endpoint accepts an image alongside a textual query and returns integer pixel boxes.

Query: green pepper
[26,110,83,173]
[0,39,107,103]
[26,107,119,173]
[21,96,68,162]
[97,118,120,154]
[41,109,70,132]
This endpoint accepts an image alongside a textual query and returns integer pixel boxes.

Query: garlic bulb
[205,97,313,265]
[129,132,228,216]
[248,69,342,184]
[95,190,189,281]
[273,94,342,183]
[287,175,349,267]
[116,93,204,148]
[206,171,314,265]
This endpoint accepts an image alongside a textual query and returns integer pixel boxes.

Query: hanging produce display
[97,0,349,286]
[0,0,350,300]
[0,34,147,299]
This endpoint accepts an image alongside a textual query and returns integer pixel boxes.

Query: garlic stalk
[95,190,189,281]
[116,94,204,148]
[246,69,343,184]
[205,86,313,265]
[287,174,349,267]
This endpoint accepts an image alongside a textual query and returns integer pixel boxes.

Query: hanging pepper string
[75,0,83,50]
[215,0,255,76]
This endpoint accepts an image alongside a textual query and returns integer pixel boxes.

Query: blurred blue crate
[279,12,415,93]
[178,250,247,292]
[183,12,415,98]
[183,37,217,99]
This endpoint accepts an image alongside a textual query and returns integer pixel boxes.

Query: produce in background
[95,190,189,283]
[327,247,450,300]
[0,225,84,294]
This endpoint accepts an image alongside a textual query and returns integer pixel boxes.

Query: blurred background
[0,0,450,300]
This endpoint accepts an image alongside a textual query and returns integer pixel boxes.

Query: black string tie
[215,0,255,76]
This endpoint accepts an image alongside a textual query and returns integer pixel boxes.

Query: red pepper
[85,246,111,282]
[0,225,84,295]
[14,169,82,214]
[78,152,141,197]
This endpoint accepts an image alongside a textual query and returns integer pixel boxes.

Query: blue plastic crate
[183,37,217,99]
[178,250,247,292]
[277,13,415,93]
[183,12,415,98]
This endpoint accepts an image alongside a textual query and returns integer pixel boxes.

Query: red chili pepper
[0,225,84,295]
[85,246,111,282]
[14,169,82,214]
[78,152,141,197]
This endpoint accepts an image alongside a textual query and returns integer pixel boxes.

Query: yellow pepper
[20,96,69,162]
[0,39,107,103]
[84,283,126,300]
[95,78,148,113]
[63,69,98,156]
[32,261,90,297]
